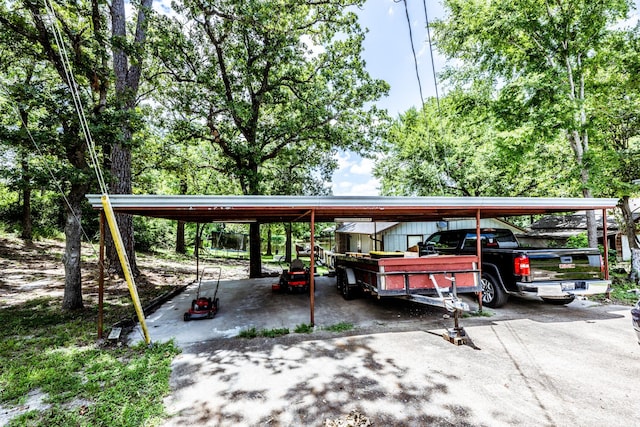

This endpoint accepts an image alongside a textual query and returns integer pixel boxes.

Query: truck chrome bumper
[516,280,611,297]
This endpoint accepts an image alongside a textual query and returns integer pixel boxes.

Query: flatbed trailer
[334,252,481,343]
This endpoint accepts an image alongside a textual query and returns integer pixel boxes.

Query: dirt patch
[0,235,249,310]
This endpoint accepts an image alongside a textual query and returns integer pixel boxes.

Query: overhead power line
[422,0,440,111]
[400,0,425,109]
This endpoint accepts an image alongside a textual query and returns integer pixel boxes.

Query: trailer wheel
[342,281,356,300]
[481,273,508,308]
[342,284,351,300]
[336,269,345,294]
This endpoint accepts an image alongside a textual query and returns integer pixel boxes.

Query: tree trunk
[620,195,639,250]
[565,64,598,248]
[62,183,87,310]
[266,226,272,256]
[249,223,262,278]
[105,143,137,275]
[176,179,187,254]
[631,248,640,284]
[19,102,32,242]
[20,156,32,242]
[285,223,292,263]
[585,209,598,249]
[106,0,153,275]
[176,221,186,254]
[570,128,598,248]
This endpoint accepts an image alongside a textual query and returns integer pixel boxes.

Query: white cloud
[331,151,381,195]
[612,12,640,30]
[300,34,325,59]
[348,178,381,196]
[154,0,173,13]
[335,151,354,172]
[333,177,380,196]
[349,157,375,175]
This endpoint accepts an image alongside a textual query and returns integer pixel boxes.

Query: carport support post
[98,211,105,339]
[603,209,610,298]
[310,209,315,326]
[476,209,483,311]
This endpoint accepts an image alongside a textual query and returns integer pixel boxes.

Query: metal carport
[87,195,618,335]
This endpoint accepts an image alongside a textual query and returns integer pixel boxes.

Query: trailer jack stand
[442,309,467,346]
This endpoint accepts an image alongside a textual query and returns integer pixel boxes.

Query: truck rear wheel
[481,273,508,308]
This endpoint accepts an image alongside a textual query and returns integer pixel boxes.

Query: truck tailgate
[526,248,603,282]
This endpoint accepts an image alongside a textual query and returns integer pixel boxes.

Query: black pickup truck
[422,228,610,308]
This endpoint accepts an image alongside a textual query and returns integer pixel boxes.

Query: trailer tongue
[334,252,481,344]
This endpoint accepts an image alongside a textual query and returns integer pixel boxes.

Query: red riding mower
[272,258,310,294]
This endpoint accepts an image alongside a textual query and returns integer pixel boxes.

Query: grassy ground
[606,269,640,305]
[0,235,192,426]
[0,234,330,426]
[0,297,180,426]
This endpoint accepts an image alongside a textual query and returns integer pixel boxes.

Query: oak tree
[152,0,389,276]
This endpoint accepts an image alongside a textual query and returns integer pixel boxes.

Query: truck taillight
[514,254,530,276]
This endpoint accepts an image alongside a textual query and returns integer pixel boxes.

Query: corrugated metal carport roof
[86,195,618,223]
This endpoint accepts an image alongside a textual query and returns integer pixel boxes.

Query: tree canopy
[151,0,389,195]
[375,0,640,247]
[150,0,390,275]
[0,0,391,284]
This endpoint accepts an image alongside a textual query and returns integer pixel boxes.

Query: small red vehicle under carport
[273,258,311,294]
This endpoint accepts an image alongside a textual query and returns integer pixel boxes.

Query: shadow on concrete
[154,276,633,426]
[166,332,483,426]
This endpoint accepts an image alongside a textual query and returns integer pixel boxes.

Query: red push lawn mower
[272,258,310,294]
[184,267,221,321]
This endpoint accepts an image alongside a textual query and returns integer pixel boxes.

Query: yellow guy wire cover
[101,195,151,344]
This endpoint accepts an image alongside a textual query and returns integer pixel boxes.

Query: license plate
[559,263,575,269]
[562,282,575,291]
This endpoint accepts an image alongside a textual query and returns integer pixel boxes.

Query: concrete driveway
[134,276,640,426]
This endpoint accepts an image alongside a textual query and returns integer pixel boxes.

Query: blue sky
[331,0,446,196]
